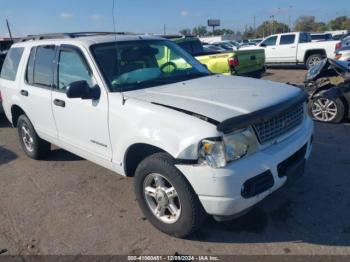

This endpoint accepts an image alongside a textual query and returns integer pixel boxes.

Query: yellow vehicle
[164,36,266,78]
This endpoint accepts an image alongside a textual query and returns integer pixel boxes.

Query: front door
[51,45,112,161]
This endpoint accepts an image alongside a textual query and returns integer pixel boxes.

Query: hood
[124,75,303,123]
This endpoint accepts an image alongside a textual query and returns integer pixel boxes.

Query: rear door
[20,45,58,139]
[51,45,112,160]
[274,34,297,62]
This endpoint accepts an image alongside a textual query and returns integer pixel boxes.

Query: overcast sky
[0,0,349,36]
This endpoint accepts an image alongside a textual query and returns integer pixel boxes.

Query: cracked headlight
[199,128,258,168]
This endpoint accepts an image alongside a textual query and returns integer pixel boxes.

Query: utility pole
[6,19,13,41]
[163,24,166,35]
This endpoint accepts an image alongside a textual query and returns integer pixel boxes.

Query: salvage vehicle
[335,46,350,62]
[256,32,342,69]
[304,58,350,123]
[165,35,266,78]
[0,32,313,237]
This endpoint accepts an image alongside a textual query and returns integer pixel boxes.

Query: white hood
[124,75,302,122]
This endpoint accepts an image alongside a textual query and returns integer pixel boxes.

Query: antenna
[6,19,13,41]
[112,0,117,40]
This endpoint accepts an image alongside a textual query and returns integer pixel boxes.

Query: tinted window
[261,36,277,46]
[280,34,296,45]
[25,47,36,84]
[0,47,24,81]
[299,33,311,43]
[177,41,192,54]
[58,49,93,91]
[191,40,203,55]
[33,46,55,87]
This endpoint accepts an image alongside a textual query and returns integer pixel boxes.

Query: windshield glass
[91,40,210,92]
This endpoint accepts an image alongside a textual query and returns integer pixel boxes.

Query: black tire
[17,115,51,159]
[305,54,322,69]
[134,152,206,238]
[308,96,347,123]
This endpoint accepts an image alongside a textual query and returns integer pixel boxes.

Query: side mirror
[66,80,101,100]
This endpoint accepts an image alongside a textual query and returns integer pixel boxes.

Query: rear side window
[299,33,311,43]
[33,45,55,87]
[280,34,296,45]
[0,47,24,81]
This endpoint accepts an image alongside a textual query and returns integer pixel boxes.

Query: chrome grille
[253,104,304,144]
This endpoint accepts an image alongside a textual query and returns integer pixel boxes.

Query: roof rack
[20,32,131,42]
[158,35,195,40]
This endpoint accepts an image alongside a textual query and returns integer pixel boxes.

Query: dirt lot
[1,69,350,255]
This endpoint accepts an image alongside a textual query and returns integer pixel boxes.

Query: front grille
[253,103,304,144]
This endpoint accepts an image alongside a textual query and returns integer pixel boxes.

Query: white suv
[0,33,313,237]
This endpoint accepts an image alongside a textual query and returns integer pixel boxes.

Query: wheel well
[124,143,167,177]
[11,105,25,127]
[304,49,326,62]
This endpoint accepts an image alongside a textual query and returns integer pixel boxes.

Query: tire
[305,54,322,69]
[308,96,347,123]
[134,152,206,238]
[17,115,51,159]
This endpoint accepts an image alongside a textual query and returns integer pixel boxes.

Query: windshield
[91,40,210,92]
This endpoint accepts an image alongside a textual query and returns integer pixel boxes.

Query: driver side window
[58,48,94,91]
[261,36,277,46]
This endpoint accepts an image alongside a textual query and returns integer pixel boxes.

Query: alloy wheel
[312,98,338,122]
[143,173,181,224]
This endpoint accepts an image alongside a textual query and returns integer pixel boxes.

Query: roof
[11,32,165,49]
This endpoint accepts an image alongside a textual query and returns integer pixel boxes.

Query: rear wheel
[134,152,206,238]
[17,115,51,159]
[308,96,346,123]
[306,54,322,69]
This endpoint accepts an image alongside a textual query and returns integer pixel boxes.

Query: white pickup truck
[257,32,341,69]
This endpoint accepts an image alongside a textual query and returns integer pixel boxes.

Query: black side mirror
[66,80,101,100]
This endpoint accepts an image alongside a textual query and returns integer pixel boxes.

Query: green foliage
[179,28,191,36]
[192,25,208,36]
[255,21,290,38]
[328,16,350,30]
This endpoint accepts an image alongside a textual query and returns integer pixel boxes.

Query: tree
[294,16,316,32]
[192,25,208,37]
[179,28,191,36]
[256,21,290,37]
[242,26,256,39]
[328,16,350,30]
[212,28,234,36]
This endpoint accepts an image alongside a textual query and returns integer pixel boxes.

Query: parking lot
[0,69,350,255]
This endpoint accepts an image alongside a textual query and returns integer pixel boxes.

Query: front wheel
[134,153,206,238]
[308,96,346,123]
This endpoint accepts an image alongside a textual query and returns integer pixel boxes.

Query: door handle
[290,46,296,48]
[54,99,66,108]
[20,90,28,96]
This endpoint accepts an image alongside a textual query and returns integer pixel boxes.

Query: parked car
[167,36,266,77]
[211,40,240,51]
[0,32,313,237]
[304,58,350,123]
[202,44,226,53]
[310,33,333,42]
[342,36,350,47]
[256,32,342,69]
[335,46,350,62]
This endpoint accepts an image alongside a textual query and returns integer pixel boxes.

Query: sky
[0,0,349,37]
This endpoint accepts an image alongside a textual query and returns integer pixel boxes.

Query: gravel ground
[0,69,350,255]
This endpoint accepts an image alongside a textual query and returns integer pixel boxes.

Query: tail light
[335,53,342,60]
[335,42,342,50]
[228,57,239,67]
